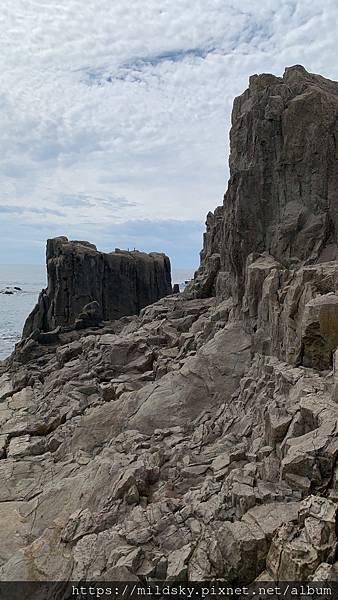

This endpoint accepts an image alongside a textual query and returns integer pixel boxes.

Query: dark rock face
[23,237,172,337]
[1,67,338,585]
[190,65,338,303]
[187,207,223,298]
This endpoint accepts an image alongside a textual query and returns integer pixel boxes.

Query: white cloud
[0,0,337,265]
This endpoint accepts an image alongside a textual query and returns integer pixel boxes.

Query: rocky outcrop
[266,496,337,581]
[23,237,172,337]
[0,66,337,586]
[187,207,223,298]
[0,287,22,295]
[242,256,338,369]
[189,64,338,304]
[0,292,336,583]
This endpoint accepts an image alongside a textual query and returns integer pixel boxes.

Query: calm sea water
[0,265,46,361]
[0,264,194,361]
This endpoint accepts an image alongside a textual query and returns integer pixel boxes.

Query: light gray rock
[266,496,337,580]
[167,544,193,580]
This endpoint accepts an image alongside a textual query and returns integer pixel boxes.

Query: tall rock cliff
[0,66,337,588]
[23,237,172,337]
[190,65,338,303]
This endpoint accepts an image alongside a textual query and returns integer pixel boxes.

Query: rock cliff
[190,64,338,303]
[23,237,172,337]
[0,66,337,587]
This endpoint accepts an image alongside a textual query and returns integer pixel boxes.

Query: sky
[0,0,338,269]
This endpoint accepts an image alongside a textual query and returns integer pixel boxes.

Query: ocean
[0,264,195,361]
[0,264,46,361]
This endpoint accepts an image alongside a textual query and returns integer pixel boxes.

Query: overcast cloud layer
[1,0,338,268]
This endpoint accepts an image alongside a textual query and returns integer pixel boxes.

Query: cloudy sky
[1,0,337,269]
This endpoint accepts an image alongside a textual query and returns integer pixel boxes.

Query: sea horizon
[0,262,196,283]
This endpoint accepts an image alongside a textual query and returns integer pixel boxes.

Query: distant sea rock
[23,237,172,337]
[0,286,22,295]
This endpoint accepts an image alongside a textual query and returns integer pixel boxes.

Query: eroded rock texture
[23,237,172,337]
[0,66,337,585]
[189,64,338,303]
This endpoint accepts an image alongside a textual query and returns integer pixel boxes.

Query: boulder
[74,301,103,330]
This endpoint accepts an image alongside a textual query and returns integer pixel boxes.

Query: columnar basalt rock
[0,67,338,586]
[23,237,172,337]
[189,65,338,304]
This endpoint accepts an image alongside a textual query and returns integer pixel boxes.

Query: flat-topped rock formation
[23,237,172,337]
[0,67,337,587]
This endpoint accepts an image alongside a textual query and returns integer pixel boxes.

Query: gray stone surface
[0,66,337,585]
[188,65,338,304]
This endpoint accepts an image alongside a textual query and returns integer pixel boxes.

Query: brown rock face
[23,237,172,337]
[190,65,338,303]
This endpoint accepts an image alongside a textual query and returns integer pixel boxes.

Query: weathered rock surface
[188,64,338,304]
[0,66,337,586]
[266,496,337,580]
[23,237,172,337]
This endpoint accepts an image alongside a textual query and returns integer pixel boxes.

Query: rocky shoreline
[0,65,337,584]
